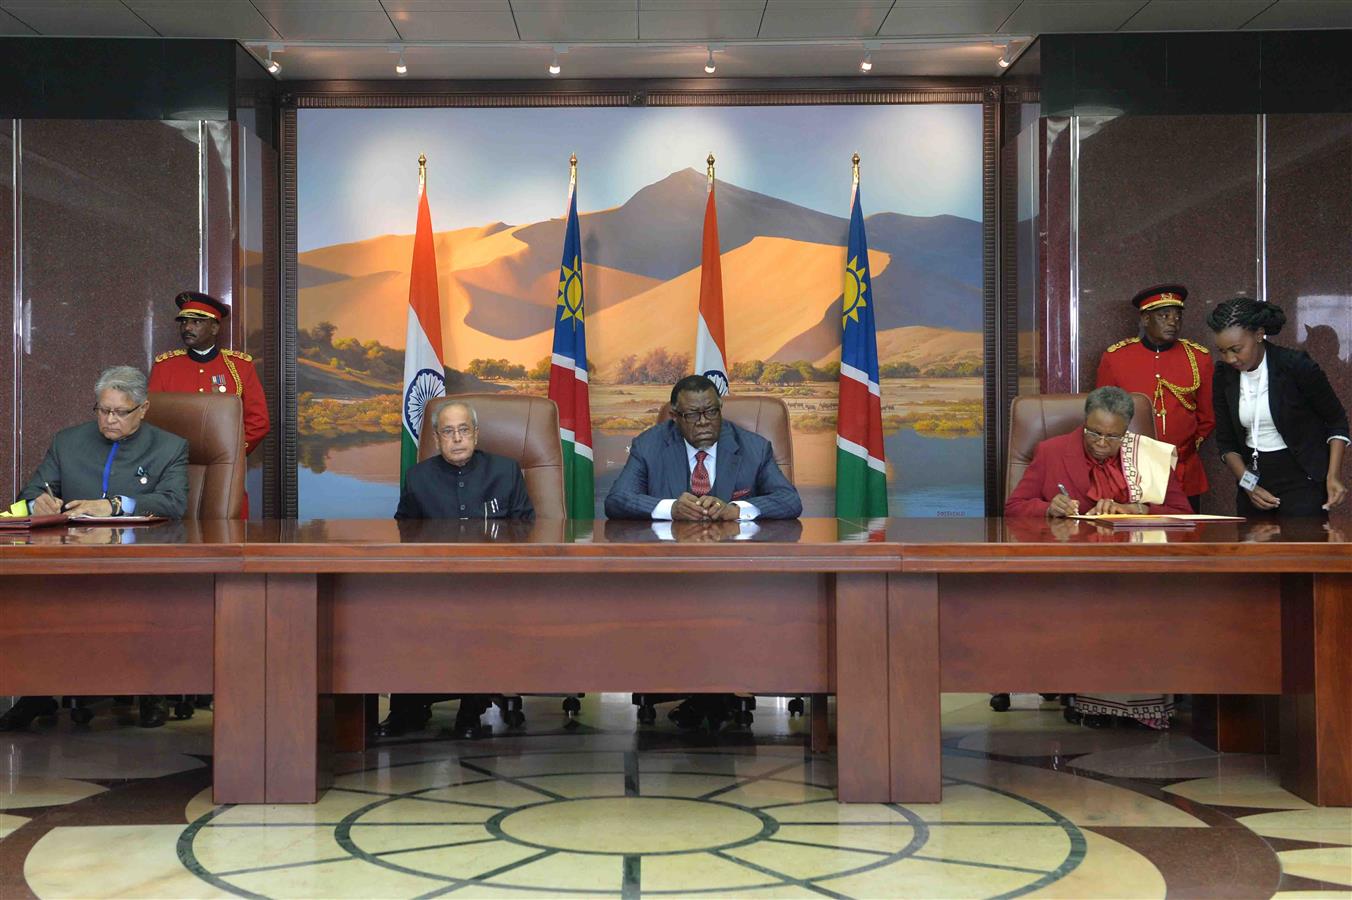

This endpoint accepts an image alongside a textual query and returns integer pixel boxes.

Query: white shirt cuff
[652,498,676,520]
[734,501,760,520]
[120,495,137,515]
[1329,435,1351,445]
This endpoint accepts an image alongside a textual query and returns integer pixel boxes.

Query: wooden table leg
[888,573,941,804]
[263,574,331,803]
[1281,573,1352,806]
[335,695,370,753]
[213,574,266,804]
[835,573,891,802]
[809,693,829,754]
[1189,694,1279,754]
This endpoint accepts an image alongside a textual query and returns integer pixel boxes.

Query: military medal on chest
[211,374,228,393]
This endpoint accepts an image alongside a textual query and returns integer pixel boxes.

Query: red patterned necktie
[691,450,711,496]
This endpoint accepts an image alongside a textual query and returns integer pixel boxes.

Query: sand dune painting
[298,105,985,519]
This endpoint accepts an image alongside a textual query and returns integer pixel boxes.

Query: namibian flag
[835,181,888,518]
[547,162,595,518]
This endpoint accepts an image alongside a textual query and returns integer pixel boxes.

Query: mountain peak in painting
[298,169,982,358]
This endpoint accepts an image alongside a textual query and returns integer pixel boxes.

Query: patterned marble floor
[1,693,1349,899]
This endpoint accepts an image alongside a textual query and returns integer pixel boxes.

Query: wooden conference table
[1,517,1347,808]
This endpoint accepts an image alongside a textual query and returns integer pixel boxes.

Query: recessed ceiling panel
[383,0,519,41]
[999,0,1146,33]
[639,0,765,40]
[270,39,1003,79]
[0,6,35,34]
[879,1,1020,36]
[250,0,401,40]
[1242,0,1352,29]
[758,0,893,38]
[127,1,281,40]
[511,0,640,41]
[1121,0,1273,30]
[0,0,157,36]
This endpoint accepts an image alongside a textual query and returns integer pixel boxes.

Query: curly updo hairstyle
[1206,296,1286,336]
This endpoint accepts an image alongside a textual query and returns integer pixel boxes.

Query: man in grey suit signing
[605,374,802,522]
[605,374,802,731]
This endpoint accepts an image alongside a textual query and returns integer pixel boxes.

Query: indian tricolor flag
[695,157,729,395]
[548,159,595,518]
[835,173,888,518]
[399,156,446,489]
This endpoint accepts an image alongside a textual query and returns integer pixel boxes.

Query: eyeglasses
[673,406,721,424]
[93,403,144,420]
[437,426,476,439]
[1084,428,1126,445]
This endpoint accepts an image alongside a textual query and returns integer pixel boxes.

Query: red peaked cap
[175,291,230,320]
[1132,284,1188,312]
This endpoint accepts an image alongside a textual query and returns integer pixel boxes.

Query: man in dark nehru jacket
[149,291,270,458]
[394,400,533,521]
[382,399,533,738]
[1096,283,1215,509]
[2,365,188,731]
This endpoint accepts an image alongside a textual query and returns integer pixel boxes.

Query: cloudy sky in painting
[298,104,982,251]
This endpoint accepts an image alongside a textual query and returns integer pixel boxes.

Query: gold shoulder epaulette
[1105,337,1140,353]
[1180,338,1210,354]
[154,349,187,363]
[223,349,254,362]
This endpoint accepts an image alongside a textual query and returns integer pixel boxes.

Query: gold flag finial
[418,153,427,191]
[569,152,577,190]
[852,153,860,187]
[706,152,715,187]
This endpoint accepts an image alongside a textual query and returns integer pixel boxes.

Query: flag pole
[706,152,715,191]
[569,151,577,192]
[852,152,860,187]
[418,152,426,192]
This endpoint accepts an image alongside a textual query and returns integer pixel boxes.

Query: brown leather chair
[640,394,808,730]
[417,393,566,518]
[144,392,245,519]
[1005,391,1155,501]
[993,390,1154,714]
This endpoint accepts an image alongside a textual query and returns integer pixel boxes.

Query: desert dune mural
[298,105,985,519]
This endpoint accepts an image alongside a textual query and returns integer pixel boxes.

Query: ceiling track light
[997,42,1013,68]
[395,46,407,76]
[859,49,873,72]
[704,46,717,74]
[264,45,280,75]
[549,44,566,77]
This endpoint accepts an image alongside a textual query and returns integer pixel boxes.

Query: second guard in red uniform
[1096,283,1215,505]
[149,292,270,457]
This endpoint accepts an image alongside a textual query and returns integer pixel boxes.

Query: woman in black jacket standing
[1208,297,1348,516]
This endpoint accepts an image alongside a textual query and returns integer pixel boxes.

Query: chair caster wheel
[506,710,526,728]
[562,696,581,716]
[990,693,1011,712]
[70,707,94,725]
[787,697,805,717]
[1063,706,1083,725]
[733,710,754,728]
[173,701,195,720]
[637,704,657,725]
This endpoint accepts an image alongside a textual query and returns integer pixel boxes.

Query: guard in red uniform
[1096,283,1215,508]
[149,292,270,513]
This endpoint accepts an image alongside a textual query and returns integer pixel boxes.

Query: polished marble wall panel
[0,120,13,497]
[1265,114,1352,477]
[16,120,201,482]
[1074,115,1259,510]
